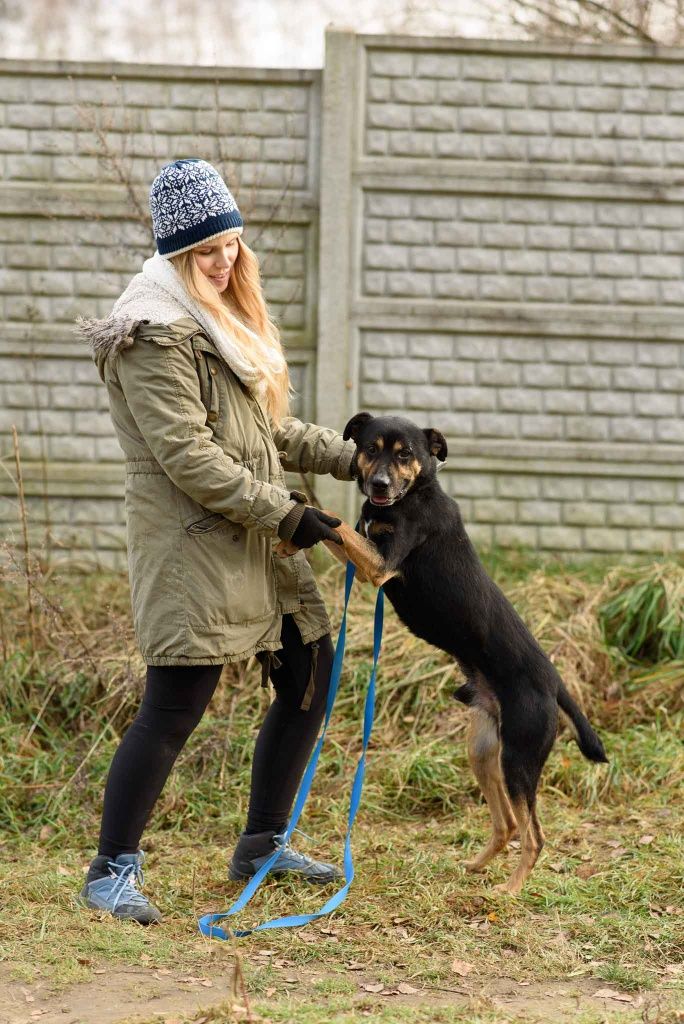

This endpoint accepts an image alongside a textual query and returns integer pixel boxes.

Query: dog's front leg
[273,510,382,585]
[325,519,399,588]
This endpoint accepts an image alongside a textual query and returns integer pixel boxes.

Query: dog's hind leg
[493,795,545,896]
[463,708,517,873]
[494,705,555,894]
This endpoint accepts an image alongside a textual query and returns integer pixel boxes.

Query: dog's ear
[423,428,447,461]
[343,411,373,442]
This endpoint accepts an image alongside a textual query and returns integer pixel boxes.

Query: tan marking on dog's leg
[327,519,399,588]
[463,710,517,873]
[493,800,545,895]
[275,513,397,588]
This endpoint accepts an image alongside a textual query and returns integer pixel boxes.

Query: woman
[76,158,357,924]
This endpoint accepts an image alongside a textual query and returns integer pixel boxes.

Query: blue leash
[198,558,384,939]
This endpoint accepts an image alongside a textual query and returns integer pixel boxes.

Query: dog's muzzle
[366,480,411,506]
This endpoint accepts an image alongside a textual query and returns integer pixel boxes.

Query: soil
[0,962,670,1024]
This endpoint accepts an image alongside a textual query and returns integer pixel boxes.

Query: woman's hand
[290,507,343,549]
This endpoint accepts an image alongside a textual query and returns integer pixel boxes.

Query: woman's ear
[423,428,447,461]
[343,411,373,442]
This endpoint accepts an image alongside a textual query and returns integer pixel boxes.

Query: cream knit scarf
[119,251,287,399]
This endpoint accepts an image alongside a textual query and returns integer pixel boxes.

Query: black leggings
[97,615,334,858]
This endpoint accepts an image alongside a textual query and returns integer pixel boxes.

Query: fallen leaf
[576,864,598,879]
[397,982,418,994]
[487,911,498,922]
[451,959,474,977]
[264,988,276,997]
[93,969,105,975]
[593,988,634,1003]
[200,980,213,988]
[347,962,366,971]
[362,982,385,993]
[605,839,622,849]
[639,835,655,845]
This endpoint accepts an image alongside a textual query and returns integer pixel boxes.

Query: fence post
[315,27,358,521]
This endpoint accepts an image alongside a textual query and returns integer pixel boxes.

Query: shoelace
[272,832,317,866]
[106,860,150,911]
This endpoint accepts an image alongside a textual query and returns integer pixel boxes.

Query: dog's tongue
[370,495,390,505]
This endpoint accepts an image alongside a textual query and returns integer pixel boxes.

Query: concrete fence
[2,30,683,567]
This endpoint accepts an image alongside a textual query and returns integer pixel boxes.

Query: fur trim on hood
[75,313,150,382]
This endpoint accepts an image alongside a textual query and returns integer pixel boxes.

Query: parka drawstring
[259,650,282,690]
[299,640,319,712]
[258,643,319,713]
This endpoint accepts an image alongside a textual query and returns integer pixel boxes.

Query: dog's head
[343,412,447,507]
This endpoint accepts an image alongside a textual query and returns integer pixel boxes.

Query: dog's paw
[491,879,523,896]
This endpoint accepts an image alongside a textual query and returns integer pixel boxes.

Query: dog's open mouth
[367,482,410,506]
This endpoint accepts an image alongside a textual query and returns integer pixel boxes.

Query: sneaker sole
[77,894,162,925]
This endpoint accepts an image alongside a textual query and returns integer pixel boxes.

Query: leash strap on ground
[198,557,385,940]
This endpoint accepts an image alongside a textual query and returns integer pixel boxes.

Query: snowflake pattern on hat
[149,159,244,258]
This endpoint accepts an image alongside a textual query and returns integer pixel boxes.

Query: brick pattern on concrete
[365,49,684,167]
[363,191,684,306]
[360,331,684,445]
[355,42,684,554]
[0,216,310,328]
[1,74,312,188]
[439,470,684,555]
[0,65,318,567]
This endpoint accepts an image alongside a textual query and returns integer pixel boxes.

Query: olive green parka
[77,310,356,666]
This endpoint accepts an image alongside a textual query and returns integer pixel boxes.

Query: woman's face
[192,235,240,292]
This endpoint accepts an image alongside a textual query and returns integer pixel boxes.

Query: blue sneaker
[79,850,162,924]
[228,828,342,884]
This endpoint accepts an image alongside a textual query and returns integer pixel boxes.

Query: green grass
[1,549,683,1023]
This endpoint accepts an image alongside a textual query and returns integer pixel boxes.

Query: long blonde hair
[170,236,291,424]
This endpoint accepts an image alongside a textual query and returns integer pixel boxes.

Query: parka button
[207,411,218,422]
[232,534,239,541]
[210,366,217,376]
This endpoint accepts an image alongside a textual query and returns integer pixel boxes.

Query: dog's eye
[367,444,378,456]
[397,449,411,460]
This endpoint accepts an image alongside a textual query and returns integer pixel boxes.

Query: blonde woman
[77,159,356,924]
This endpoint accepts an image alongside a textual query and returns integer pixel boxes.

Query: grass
[0,541,683,1023]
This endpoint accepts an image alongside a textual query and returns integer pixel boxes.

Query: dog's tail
[557,682,608,763]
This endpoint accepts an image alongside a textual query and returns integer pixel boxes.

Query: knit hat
[149,158,244,258]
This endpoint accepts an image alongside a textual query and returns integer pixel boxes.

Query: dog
[325,411,608,895]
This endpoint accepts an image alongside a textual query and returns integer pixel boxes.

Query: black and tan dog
[329,411,608,894]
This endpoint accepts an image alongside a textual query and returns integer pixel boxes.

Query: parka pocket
[184,511,230,535]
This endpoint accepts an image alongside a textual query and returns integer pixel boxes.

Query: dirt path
[0,962,671,1024]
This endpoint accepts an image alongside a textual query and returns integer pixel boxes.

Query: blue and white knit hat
[149,158,244,258]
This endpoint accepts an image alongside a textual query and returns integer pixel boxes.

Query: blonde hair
[170,235,291,425]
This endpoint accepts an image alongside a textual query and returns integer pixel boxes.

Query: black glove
[290,507,343,549]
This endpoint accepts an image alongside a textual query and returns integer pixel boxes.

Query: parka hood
[74,269,190,381]
[75,314,144,381]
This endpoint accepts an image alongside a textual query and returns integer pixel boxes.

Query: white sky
[0,0,509,68]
